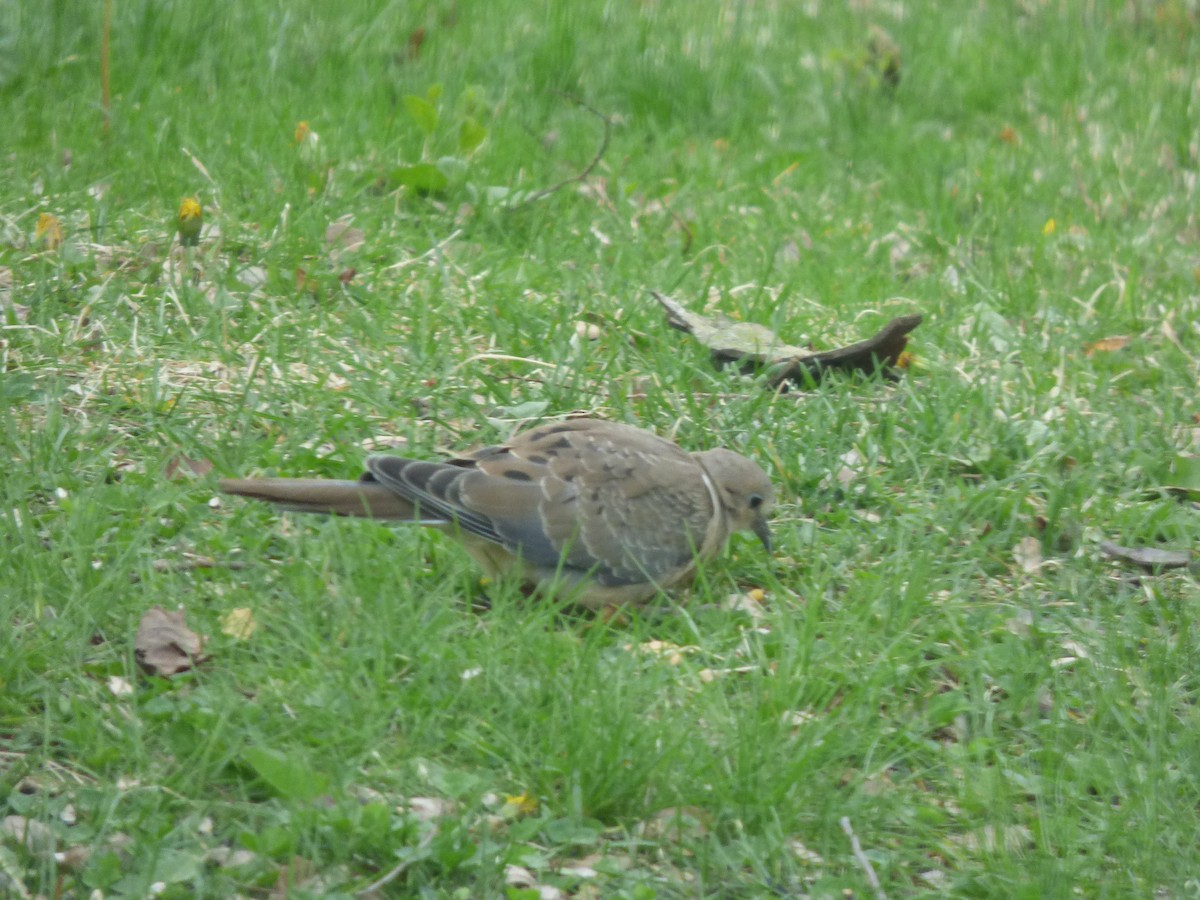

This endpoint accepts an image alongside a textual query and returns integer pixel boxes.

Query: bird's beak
[753,515,772,553]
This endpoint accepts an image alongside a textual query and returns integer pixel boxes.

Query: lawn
[2,1,1199,897]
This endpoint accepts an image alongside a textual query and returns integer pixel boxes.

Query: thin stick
[840,816,887,900]
[381,228,463,272]
[506,95,612,210]
[358,829,436,896]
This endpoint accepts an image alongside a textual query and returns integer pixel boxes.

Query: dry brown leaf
[836,448,863,488]
[402,797,456,821]
[859,769,895,796]
[637,806,711,842]
[106,676,134,697]
[207,846,260,869]
[948,824,1034,854]
[2,815,57,856]
[57,844,91,871]
[221,607,257,640]
[653,291,808,359]
[325,217,364,253]
[574,320,603,341]
[505,865,537,888]
[1013,537,1043,574]
[781,709,818,730]
[722,590,766,620]
[164,453,214,481]
[1099,540,1193,572]
[787,836,825,865]
[651,292,922,387]
[1004,608,1034,637]
[135,606,207,676]
[1084,335,1131,355]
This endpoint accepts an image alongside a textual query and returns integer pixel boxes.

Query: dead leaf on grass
[787,836,825,865]
[325,216,365,254]
[1099,540,1193,572]
[781,709,818,731]
[835,448,863,489]
[1084,335,1131,356]
[574,320,603,341]
[2,815,57,857]
[947,823,1034,855]
[636,806,711,842]
[164,453,214,480]
[402,797,457,822]
[35,213,65,250]
[722,589,767,620]
[107,676,135,697]
[1013,536,1043,574]
[207,846,260,869]
[135,606,207,676]
[651,292,921,388]
[221,607,257,640]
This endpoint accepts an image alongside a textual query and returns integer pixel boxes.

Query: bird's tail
[218,478,423,520]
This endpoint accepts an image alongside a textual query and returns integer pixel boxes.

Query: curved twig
[506,94,612,210]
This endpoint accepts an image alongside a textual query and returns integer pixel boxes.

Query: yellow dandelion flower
[1042,217,1056,236]
[177,197,203,246]
[503,792,538,816]
[295,121,311,144]
[35,213,64,250]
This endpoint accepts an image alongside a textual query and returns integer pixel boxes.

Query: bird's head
[694,448,775,552]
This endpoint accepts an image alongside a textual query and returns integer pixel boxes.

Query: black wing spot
[504,469,533,482]
[526,454,548,465]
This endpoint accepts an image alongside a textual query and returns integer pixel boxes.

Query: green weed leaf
[404,95,440,137]
[242,746,329,801]
[391,163,450,194]
[458,116,488,155]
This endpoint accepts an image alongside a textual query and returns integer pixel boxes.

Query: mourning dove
[219,418,774,608]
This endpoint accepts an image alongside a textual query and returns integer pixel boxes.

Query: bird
[218,418,774,608]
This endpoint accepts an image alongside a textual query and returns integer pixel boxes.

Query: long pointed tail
[218,478,422,520]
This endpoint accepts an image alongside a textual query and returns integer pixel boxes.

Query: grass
[2,0,1199,896]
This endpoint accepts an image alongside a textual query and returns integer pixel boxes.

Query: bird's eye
[748,493,765,510]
